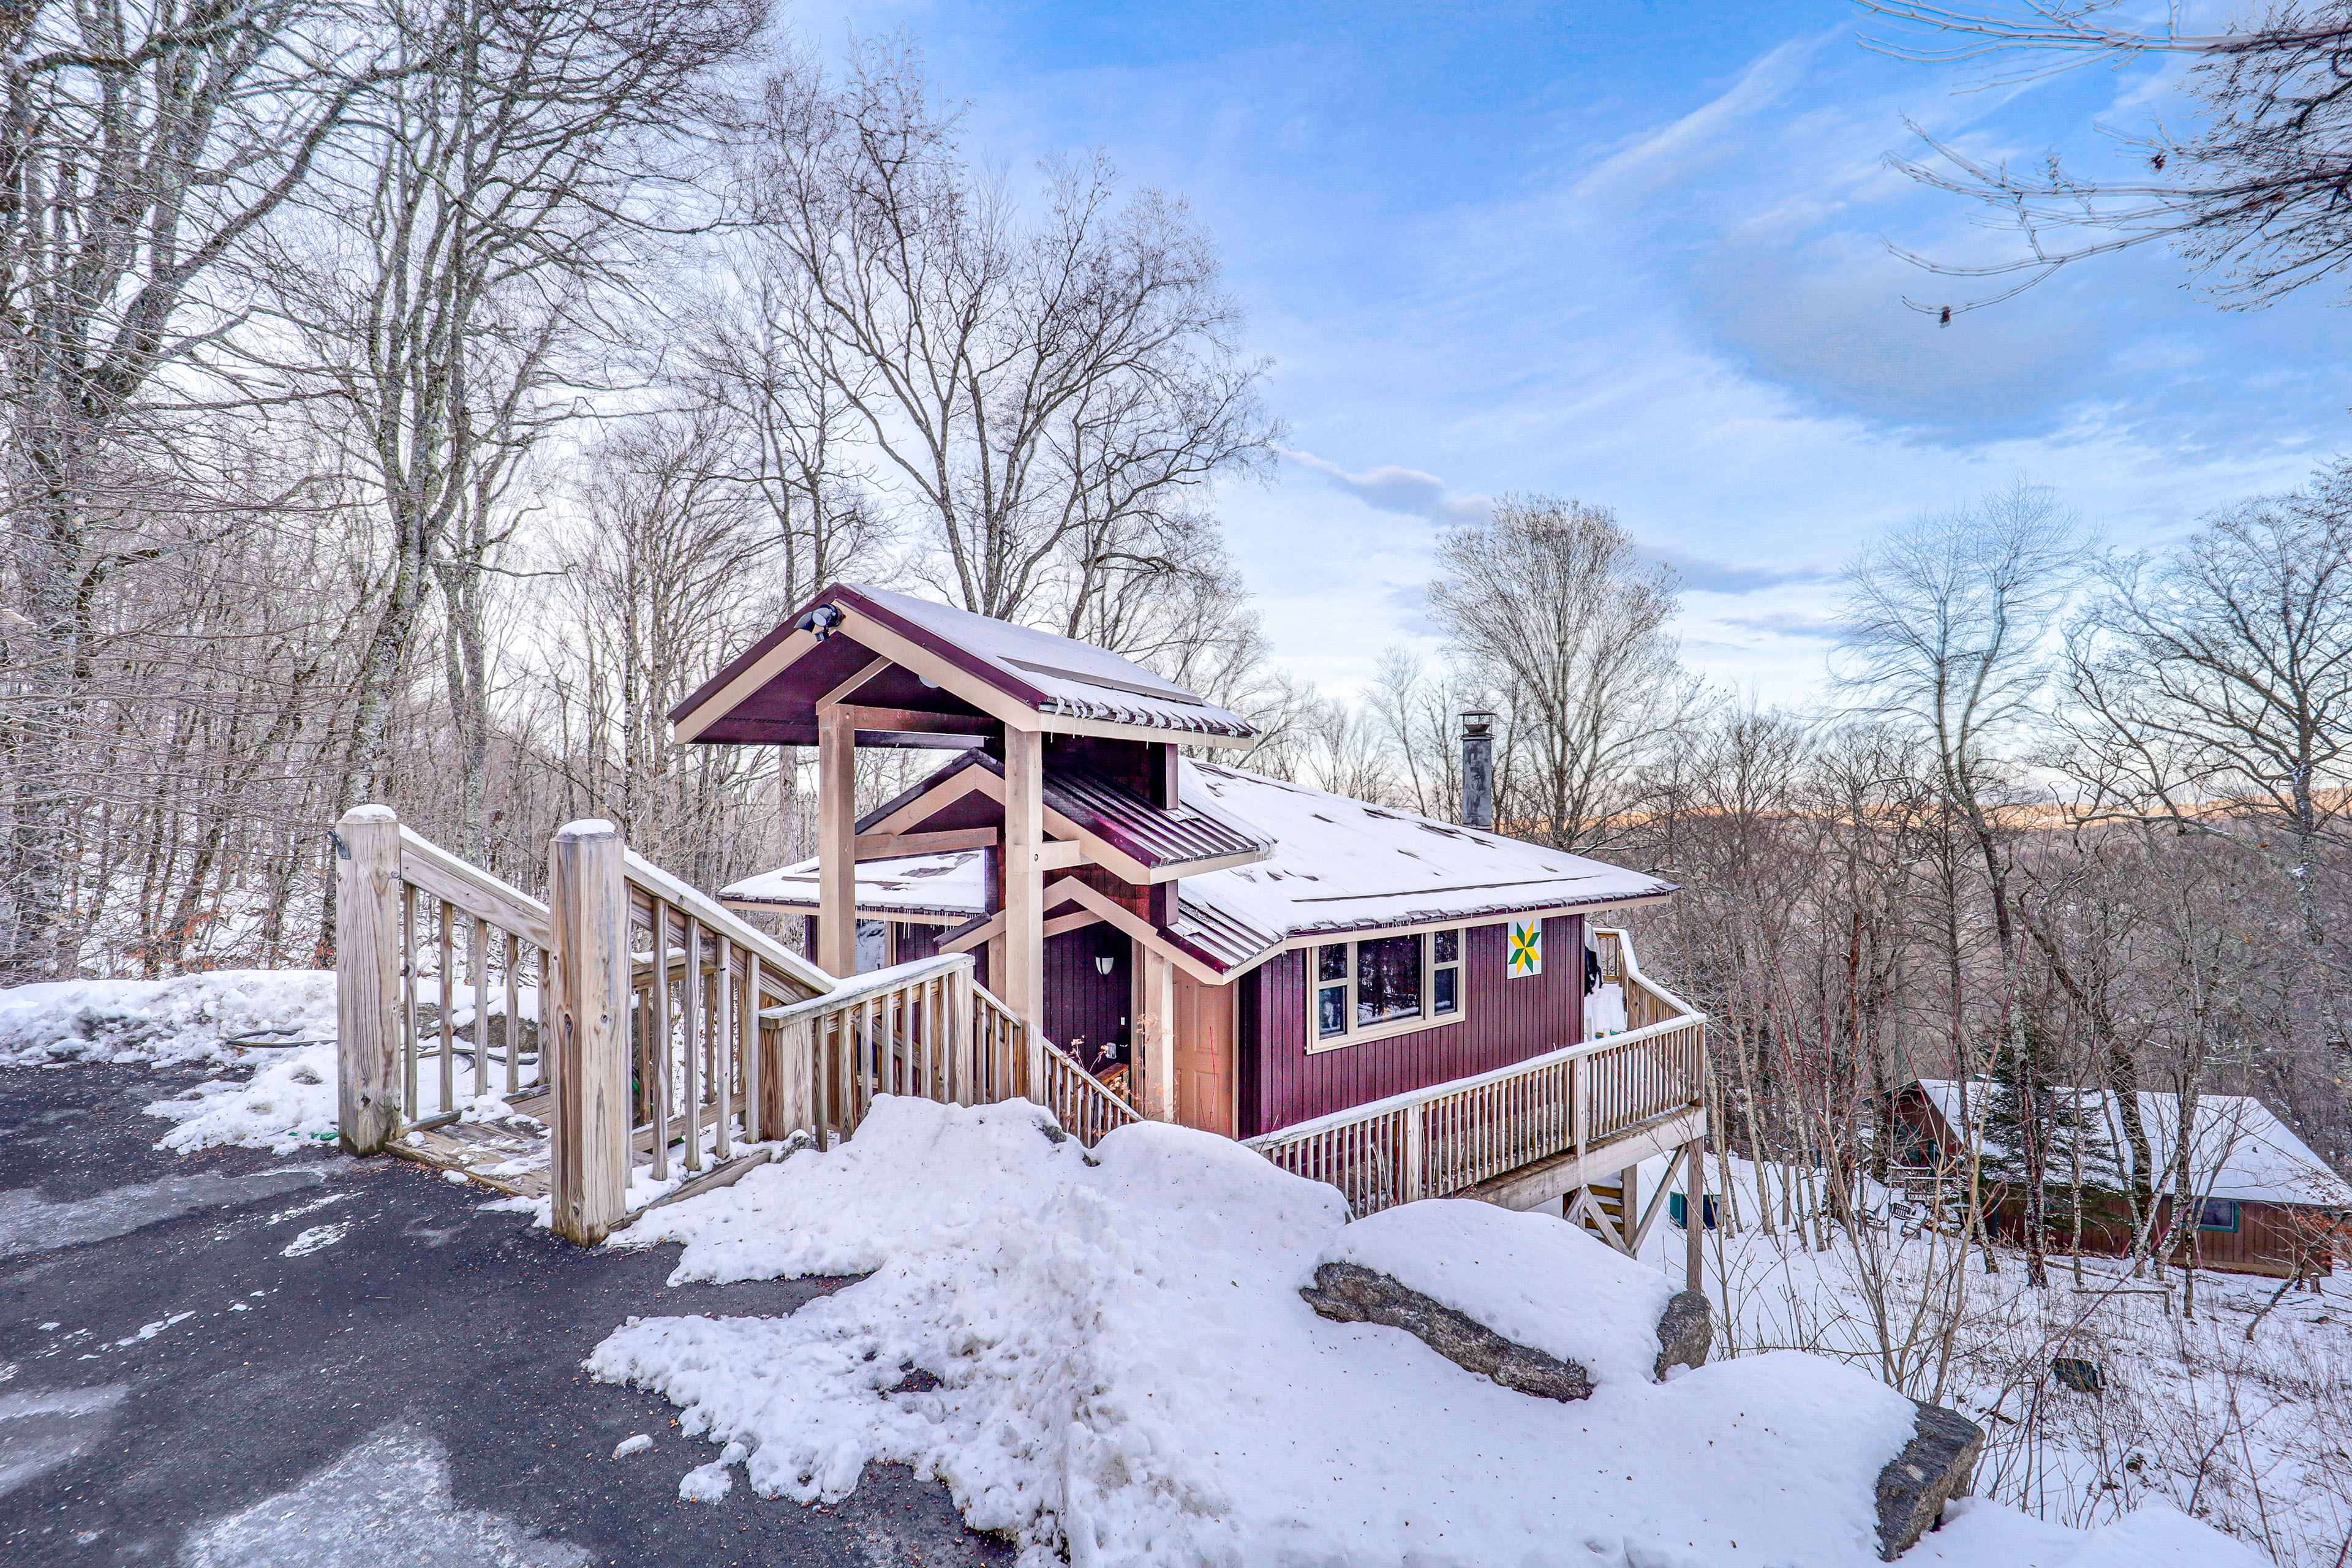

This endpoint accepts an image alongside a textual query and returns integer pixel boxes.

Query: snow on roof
[725,758,1673,973]
[723,850,985,921]
[1913,1080,2352,1207]
[1174,762,1673,963]
[848,584,1258,739]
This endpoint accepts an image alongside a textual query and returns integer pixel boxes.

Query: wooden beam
[938,909,1001,955]
[854,827,999,859]
[818,656,892,710]
[1460,1108,1708,1214]
[839,703,995,736]
[1043,909,1102,940]
[1002,727,1044,1030]
[335,806,403,1156]
[672,627,817,743]
[548,820,630,1245]
[816,704,856,978]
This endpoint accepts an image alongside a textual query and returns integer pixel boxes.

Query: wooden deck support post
[816,704,857,978]
[1619,1164,1639,1253]
[335,805,404,1156]
[549,819,630,1245]
[1683,1136,1706,1294]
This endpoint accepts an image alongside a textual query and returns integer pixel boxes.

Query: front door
[1044,925,1132,1075]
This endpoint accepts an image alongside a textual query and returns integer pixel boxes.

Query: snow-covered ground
[0,974,2326,1562]
[0,970,539,1155]
[591,1096,2261,1567]
[1662,1153,2352,1567]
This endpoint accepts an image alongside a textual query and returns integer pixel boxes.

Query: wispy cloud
[1278,447,1491,524]
[1714,610,1844,639]
[1649,546,1832,595]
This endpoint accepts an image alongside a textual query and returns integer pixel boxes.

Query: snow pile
[145,1039,341,1154]
[589,1096,2258,1567]
[0,970,333,1066]
[0,970,343,1153]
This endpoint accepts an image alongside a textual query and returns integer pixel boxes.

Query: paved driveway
[0,1063,1006,1566]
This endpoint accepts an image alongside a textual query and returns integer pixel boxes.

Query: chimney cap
[1459,709,1496,737]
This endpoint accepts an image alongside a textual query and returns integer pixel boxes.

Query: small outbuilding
[1888,1080,2352,1280]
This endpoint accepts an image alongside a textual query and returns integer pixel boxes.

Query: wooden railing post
[1403,1106,1426,1204]
[335,805,404,1156]
[549,819,630,1244]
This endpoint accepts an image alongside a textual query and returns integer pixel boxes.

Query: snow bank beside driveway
[0,971,342,1155]
[590,1096,2261,1568]
[0,970,333,1066]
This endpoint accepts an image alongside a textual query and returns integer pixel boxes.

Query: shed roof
[1912,1080,2352,1207]
[723,756,1675,976]
[671,582,1257,747]
[723,850,985,923]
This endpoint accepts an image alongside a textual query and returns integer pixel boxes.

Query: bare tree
[1841,480,2082,1283]
[1430,495,1699,853]
[1864,0,2352,312]
[0,0,406,979]
[2061,472,2352,1078]
[733,43,1280,639]
[268,0,761,870]
[531,413,787,889]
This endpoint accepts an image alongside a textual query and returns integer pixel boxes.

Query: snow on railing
[1245,927,1706,1217]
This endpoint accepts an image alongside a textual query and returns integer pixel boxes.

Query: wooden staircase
[336,807,1139,1243]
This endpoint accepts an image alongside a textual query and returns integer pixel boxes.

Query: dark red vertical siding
[891,922,940,963]
[1237,914,1586,1138]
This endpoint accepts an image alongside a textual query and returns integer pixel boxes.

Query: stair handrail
[623,847,837,1002]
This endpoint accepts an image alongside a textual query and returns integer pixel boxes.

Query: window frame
[2195,1196,2242,1233]
[1306,926,1469,1053]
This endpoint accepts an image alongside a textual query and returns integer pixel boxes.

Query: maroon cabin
[675,582,1706,1235]
[1888,1081,2352,1280]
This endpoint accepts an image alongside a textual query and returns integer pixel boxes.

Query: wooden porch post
[1684,1136,1706,1294]
[548,819,630,1245]
[1001,726,1044,1034]
[1139,948,1177,1122]
[335,805,403,1156]
[816,704,856,978]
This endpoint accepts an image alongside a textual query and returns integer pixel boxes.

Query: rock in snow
[1298,1259,1597,1401]
[1653,1287,1713,1380]
[589,1096,2266,1568]
[1875,1400,1988,1561]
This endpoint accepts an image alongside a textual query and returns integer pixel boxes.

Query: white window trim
[1306,927,1468,1054]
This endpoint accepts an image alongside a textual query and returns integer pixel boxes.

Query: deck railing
[339,807,1136,1243]
[1244,927,1705,1216]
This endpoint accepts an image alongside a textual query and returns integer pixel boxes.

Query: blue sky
[807,0,2352,704]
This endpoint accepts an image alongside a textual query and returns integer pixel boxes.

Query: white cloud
[1276,447,1491,523]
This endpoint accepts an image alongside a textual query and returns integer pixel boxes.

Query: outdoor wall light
[1095,955,1115,976]
[796,603,843,641]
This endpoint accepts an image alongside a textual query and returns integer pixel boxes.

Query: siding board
[1237,915,1586,1137]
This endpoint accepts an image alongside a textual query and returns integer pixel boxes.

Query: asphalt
[0,1061,1012,1566]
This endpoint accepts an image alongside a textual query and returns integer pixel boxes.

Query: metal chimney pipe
[1460,710,1495,831]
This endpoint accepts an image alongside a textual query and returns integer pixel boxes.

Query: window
[2196,1197,2241,1233]
[1433,929,1462,1016]
[1357,935,1422,1027]
[1307,928,1468,1051]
